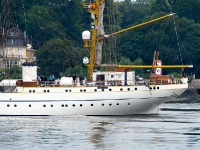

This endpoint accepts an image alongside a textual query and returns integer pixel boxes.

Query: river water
[0,103,199,150]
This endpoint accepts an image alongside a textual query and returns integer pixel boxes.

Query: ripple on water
[0,103,200,150]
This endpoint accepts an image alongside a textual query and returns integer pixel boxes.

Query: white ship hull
[0,84,187,115]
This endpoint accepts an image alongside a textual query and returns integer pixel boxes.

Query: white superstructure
[0,65,188,116]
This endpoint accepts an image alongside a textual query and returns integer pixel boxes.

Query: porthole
[65,104,68,107]
[128,103,130,106]
[14,104,17,107]
[94,89,97,92]
[153,86,156,90]
[65,89,68,92]
[116,103,119,105]
[29,90,31,93]
[69,89,72,92]
[80,104,83,107]
[91,104,93,106]
[109,103,112,106]
[29,104,31,107]
[157,87,159,89]
[72,104,75,107]
[47,90,50,93]
[43,104,46,107]
[120,88,123,91]
[135,88,137,90]
[84,89,86,92]
[102,103,104,106]
[80,89,82,92]
[102,89,104,91]
[149,87,152,90]
[44,90,46,93]
[127,88,130,91]
[61,104,64,107]
[51,104,53,107]
[7,104,10,107]
[33,90,35,93]
[109,88,112,91]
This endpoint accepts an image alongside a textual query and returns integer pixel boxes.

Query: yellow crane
[82,0,193,81]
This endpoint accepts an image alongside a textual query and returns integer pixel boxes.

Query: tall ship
[0,0,193,116]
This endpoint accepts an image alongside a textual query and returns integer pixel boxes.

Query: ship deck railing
[0,78,187,90]
[34,78,187,87]
[149,78,186,85]
[37,81,57,87]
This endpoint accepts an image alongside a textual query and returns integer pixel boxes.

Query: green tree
[21,5,65,48]
[119,57,144,77]
[35,38,81,77]
[132,57,144,77]
[119,57,133,65]
[4,0,200,79]
[0,66,22,81]
[173,0,200,23]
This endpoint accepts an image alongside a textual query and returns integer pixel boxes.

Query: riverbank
[168,79,200,103]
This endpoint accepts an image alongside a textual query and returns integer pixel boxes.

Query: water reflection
[0,103,199,149]
[89,122,108,149]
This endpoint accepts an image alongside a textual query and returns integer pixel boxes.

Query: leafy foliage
[173,0,200,23]
[2,0,200,78]
[35,38,81,78]
[0,66,22,81]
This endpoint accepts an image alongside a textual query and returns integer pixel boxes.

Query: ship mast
[82,1,193,81]
[83,0,104,81]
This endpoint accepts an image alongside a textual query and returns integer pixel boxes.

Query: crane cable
[165,0,193,74]
[165,0,183,64]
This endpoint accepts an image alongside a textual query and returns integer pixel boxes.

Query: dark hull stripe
[0,96,169,102]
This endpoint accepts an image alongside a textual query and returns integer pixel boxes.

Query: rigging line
[112,0,117,64]
[172,17,182,65]
[11,1,21,58]
[165,0,187,65]
[148,1,158,73]
[108,1,112,64]
[108,0,113,63]
[109,0,117,64]
[22,0,28,37]
[108,8,112,64]
[111,9,116,64]
[110,0,113,64]
[167,1,192,66]
[13,1,18,25]
[9,1,16,26]
[149,3,156,76]
[156,17,170,51]
[5,0,12,31]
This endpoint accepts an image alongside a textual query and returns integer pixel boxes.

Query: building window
[11,31,18,36]
[5,60,19,68]
[7,48,12,57]
[6,39,12,45]
[6,60,11,67]
[18,48,22,58]
[0,49,3,56]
